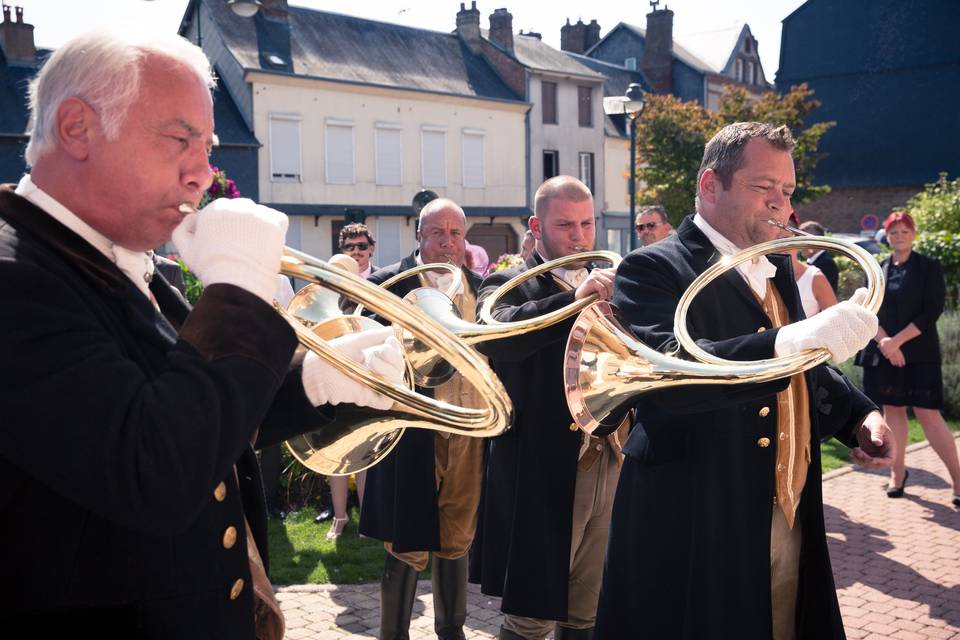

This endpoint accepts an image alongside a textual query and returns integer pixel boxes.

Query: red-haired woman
[859,211,960,505]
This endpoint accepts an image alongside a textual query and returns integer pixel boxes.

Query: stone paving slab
[278,436,960,639]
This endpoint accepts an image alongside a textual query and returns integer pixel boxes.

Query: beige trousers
[771,506,802,640]
[503,442,621,638]
[386,433,485,572]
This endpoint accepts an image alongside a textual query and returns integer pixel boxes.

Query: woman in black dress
[860,211,960,506]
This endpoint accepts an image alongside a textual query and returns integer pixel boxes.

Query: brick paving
[278,436,960,639]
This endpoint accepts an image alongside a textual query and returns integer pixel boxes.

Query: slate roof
[0,48,47,137]
[502,32,604,80]
[198,1,522,102]
[586,22,716,73]
[680,25,747,75]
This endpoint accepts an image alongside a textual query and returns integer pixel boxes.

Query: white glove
[775,288,878,363]
[172,198,288,304]
[301,329,405,410]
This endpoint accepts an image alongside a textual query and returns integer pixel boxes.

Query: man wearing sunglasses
[338,223,378,277]
[634,204,673,247]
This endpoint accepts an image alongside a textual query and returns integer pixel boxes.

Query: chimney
[585,19,601,51]
[560,18,587,54]
[456,1,482,52]
[519,29,541,40]
[641,7,673,94]
[0,5,37,66]
[489,8,514,53]
[259,0,289,22]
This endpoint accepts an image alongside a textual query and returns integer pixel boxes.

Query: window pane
[578,86,592,127]
[542,81,557,125]
[269,117,301,181]
[543,150,558,181]
[325,124,354,184]
[376,127,402,185]
[462,133,484,188]
[422,130,446,187]
[578,152,594,192]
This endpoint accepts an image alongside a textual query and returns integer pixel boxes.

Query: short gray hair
[635,204,667,225]
[696,122,795,191]
[417,198,465,232]
[26,29,215,166]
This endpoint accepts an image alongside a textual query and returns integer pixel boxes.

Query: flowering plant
[199,165,241,208]
[485,253,525,276]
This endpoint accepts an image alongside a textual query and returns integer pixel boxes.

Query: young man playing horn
[0,30,401,639]
[595,122,894,640]
[360,198,485,640]
[471,176,623,640]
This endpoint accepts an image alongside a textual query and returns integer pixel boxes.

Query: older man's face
[635,212,671,246]
[418,207,466,266]
[84,55,214,251]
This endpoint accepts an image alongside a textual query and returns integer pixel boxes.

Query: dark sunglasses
[341,242,370,251]
[636,222,661,231]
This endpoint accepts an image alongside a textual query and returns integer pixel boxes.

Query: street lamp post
[187,0,264,46]
[604,83,646,253]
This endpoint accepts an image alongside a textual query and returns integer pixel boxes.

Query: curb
[822,431,960,482]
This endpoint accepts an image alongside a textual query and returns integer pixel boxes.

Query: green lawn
[268,419,957,586]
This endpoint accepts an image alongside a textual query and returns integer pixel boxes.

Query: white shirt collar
[15,175,155,300]
[414,252,465,296]
[538,250,589,289]
[693,213,776,299]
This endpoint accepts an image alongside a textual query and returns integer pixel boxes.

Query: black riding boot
[554,625,594,640]
[432,555,468,640]
[379,554,419,640]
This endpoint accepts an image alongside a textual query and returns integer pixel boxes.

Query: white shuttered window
[269,115,301,182]
[325,121,355,184]
[421,127,446,187]
[376,124,402,186]
[462,130,484,188]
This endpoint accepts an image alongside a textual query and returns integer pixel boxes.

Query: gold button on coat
[758,406,771,417]
[569,422,578,432]
[757,437,771,448]
[213,482,227,502]
[223,526,238,549]
[757,326,766,332]
[229,578,244,600]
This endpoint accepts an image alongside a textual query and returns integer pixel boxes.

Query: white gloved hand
[172,198,288,304]
[775,287,877,363]
[301,330,405,410]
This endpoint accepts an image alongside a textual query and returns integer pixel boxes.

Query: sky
[20,0,807,78]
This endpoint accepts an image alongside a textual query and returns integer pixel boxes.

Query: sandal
[886,469,909,498]
[326,516,349,540]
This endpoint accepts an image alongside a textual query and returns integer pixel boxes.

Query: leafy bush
[914,232,960,309]
[907,173,960,234]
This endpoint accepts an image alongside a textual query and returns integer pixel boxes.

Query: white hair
[25,29,215,166]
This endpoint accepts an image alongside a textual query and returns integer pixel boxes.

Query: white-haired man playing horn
[0,30,401,639]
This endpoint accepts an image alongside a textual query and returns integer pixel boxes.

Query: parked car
[831,233,885,255]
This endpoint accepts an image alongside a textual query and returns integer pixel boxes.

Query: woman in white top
[790,249,837,317]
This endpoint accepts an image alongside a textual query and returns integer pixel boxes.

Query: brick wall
[794,185,921,233]
[480,39,526,99]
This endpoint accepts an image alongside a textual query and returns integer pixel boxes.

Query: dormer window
[744,38,752,54]
[735,58,744,82]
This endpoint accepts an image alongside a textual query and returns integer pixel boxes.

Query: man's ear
[528,215,541,240]
[56,97,98,161]
[698,169,719,206]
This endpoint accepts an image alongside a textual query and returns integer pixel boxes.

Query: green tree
[906,173,960,234]
[634,83,835,226]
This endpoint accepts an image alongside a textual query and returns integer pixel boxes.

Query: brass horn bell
[278,248,513,475]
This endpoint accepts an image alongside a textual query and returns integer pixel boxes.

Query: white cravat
[15,175,155,301]
[693,214,777,298]
[539,251,588,290]
[415,252,465,296]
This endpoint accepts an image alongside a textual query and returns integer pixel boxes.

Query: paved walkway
[277,437,960,639]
